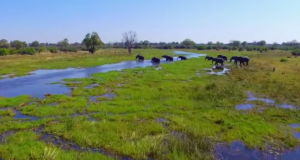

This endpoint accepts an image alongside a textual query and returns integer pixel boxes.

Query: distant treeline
[0,38,300,56]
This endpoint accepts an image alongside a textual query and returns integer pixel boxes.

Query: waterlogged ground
[0,50,300,160]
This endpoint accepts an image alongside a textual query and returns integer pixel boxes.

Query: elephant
[177,56,187,60]
[162,55,174,61]
[151,57,160,63]
[205,56,214,61]
[237,56,250,66]
[88,48,95,54]
[217,55,228,61]
[230,56,240,65]
[136,55,144,61]
[231,56,250,66]
[211,58,224,66]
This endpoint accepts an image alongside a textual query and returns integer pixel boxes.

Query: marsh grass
[1,50,300,159]
[0,131,113,160]
[0,95,31,108]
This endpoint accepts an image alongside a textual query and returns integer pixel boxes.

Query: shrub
[239,48,244,51]
[35,47,47,53]
[60,47,78,53]
[222,46,229,50]
[0,49,10,56]
[19,47,36,55]
[197,45,206,50]
[48,47,58,53]
[292,49,300,56]
[9,49,19,55]
[246,47,253,51]
[280,58,288,62]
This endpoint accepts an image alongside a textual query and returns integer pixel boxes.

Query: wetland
[0,49,300,160]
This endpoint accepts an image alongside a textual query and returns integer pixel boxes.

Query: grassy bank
[0,49,175,78]
[0,50,299,159]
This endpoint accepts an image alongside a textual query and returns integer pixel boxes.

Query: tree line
[1,30,300,56]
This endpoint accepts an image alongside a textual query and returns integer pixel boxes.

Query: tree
[257,40,266,46]
[242,41,247,48]
[82,33,92,50]
[122,30,137,54]
[30,41,40,47]
[230,40,241,47]
[142,40,150,48]
[82,32,104,54]
[10,40,26,49]
[0,39,10,48]
[58,38,69,48]
[181,39,196,48]
[216,41,222,49]
[207,41,213,46]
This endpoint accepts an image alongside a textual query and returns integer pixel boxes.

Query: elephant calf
[162,55,174,61]
[177,56,187,60]
[217,55,228,61]
[136,55,144,61]
[212,58,224,66]
[151,57,160,63]
[205,56,213,61]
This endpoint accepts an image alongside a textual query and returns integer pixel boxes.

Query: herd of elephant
[135,54,250,66]
[205,55,250,66]
[136,55,186,63]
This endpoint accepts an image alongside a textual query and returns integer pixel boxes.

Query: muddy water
[0,51,205,98]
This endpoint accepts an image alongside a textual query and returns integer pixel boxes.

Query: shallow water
[0,51,206,98]
[216,141,300,160]
[290,124,300,129]
[236,104,255,110]
[236,92,297,110]
[208,68,231,75]
[86,83,99,89]
[14,110,39,121]
[100,93,116,99]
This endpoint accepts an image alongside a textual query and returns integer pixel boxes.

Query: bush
[197,45,206,50]
[0,49,10,56]
[246,47,253,51]
[292,49,300,56]
[222,46,229,50]
[9,49,19,55]
[19,47,36,55]
[48,47,58,53]
[280,58,288,62]
[60,47,78,53]
[239,48,244,51]
[35,47,47,53]
[164,45,174,49]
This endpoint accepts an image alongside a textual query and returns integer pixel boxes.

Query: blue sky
[1,0,299,44]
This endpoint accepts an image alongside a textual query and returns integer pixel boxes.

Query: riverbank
[0,50,299,160]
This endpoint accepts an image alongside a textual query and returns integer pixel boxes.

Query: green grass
[0,131,113,160]
[0,95,31,108]
[0,49,300,159]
